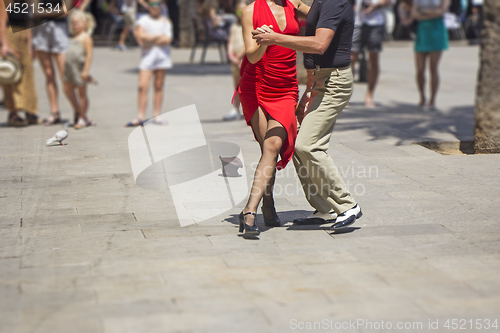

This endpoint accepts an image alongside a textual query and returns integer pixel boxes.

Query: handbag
[0,54,23,85]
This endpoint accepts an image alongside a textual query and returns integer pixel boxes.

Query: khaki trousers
[292,66,356,214]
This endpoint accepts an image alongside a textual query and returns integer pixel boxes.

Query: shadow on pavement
[338,103,474,144]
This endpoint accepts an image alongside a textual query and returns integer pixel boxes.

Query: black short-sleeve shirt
[304,0,354,69]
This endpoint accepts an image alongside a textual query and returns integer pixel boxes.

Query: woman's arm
[242,4,267,64]
[155,21,173,46]
[133,25,143,46]
[81,34,93,81]
[291,0,310,20]
[134,25,159,44]
[411,1,426,20]
[425,0,450,17]
[412,0,449,20]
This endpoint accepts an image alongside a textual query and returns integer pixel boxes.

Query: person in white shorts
[125,0,173,127]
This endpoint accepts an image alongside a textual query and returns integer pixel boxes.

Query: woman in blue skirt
[411,0,450,110]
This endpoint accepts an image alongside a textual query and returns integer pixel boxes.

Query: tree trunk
[179,0,197,48]
[474,0,500,154]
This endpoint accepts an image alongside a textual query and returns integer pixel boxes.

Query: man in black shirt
[253,0,362,229]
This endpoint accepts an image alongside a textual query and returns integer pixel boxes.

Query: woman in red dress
[238,0,309,235]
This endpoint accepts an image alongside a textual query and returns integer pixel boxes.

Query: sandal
[125,118,145,127]
[44,111,61,126]
[25,112,42,125]
[74,118,96,130]
[7,112,28,127]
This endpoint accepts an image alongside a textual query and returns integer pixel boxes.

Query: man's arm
[253,26,334,55]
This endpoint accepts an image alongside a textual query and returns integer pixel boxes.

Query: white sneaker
[223,108,242,121]
[331,204,362,230]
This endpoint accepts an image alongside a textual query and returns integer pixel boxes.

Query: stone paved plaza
[1,42,499,333]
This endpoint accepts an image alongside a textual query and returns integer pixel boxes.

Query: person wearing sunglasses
[125,0,173,126]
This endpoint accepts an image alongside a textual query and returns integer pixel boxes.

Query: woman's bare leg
[243,108,287,226]
[428,51,443,107]
[37,51,59,114]
[77,85,88,120]
[63,82,79,120]
[415,52,427,107]
[153,69,167,117]
[53,52,65,80]
[232,71,241,111]
[137,70,153,120]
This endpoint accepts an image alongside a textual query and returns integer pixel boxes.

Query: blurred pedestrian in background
[166,0,180,46]
[125,0,172,126]
[351,0,394,107]
[411,0,449,110]
[32,0,69,126]
[465,0,482,44]
[0,0,39,127]
[396,0,415,39]
[109,0,149,51]
[64,10,96,129]
[200,0,235,42]
[223,0,246,121]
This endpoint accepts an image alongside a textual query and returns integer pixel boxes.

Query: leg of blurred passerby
[63,82,79,123]
[428,51,443,109]
[38,51,65,125]
[231,66,241,113]
[78,85,89,121]
[74,85,94,128]
[137,70,151,121]
[223,5,245,121]
[350,51,358,78]
[415,52,427,109]
[365,51,379,108]
[152,69,166,119]
[32,20,68,125]
[117,9,136,50]
[117,25,130,50]
[125,69,152,126]
[223,63,243,121]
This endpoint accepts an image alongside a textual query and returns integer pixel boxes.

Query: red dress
[238,0,299,170]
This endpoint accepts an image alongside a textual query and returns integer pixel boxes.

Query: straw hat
[0,54,23,85]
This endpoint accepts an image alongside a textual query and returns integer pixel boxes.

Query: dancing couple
[237,0,362,236]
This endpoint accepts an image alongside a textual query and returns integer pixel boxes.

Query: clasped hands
[252,24,277,45]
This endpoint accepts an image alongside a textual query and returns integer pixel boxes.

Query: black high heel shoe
[261,206,281,227]
[238,211,260,235]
